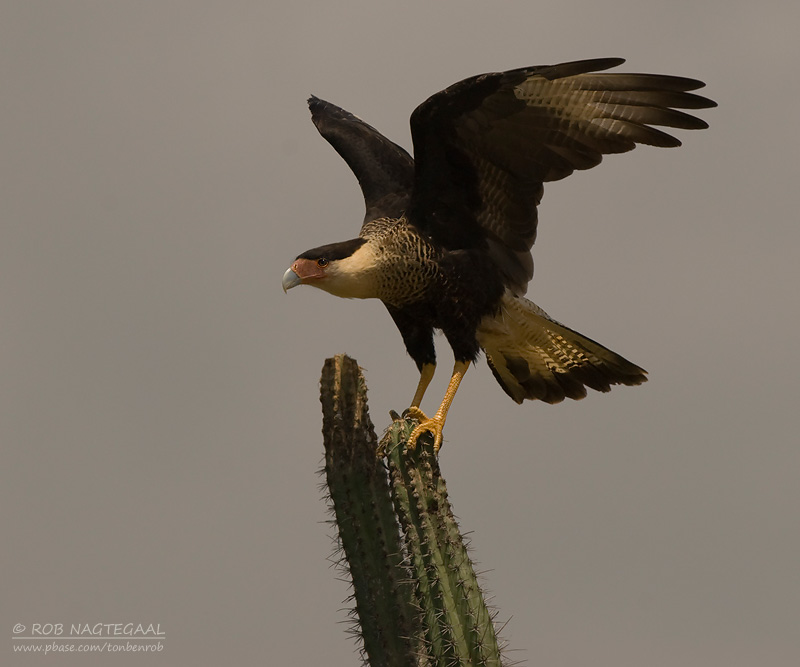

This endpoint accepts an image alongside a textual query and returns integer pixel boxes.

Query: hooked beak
[282,267,302,293]
[282,258,328,292]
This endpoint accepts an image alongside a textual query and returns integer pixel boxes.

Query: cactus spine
[321,355,505,666]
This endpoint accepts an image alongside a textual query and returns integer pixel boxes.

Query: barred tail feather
[477,292,647,404]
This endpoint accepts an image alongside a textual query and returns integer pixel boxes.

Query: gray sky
[2,2,798,666]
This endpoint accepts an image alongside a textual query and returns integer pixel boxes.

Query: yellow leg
[407,361,469,452]
[410,362,436,408]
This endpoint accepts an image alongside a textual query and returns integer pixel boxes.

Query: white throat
[319,243,382,299]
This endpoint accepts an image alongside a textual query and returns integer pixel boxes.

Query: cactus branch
[321,355,419,666]
[321,355,506,667]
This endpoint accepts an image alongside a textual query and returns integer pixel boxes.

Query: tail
[477,291,647,404]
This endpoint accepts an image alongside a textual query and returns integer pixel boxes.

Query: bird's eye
[317,258,329,267]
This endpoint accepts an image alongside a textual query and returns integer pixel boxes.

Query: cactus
[320,354,505,667]
[320,355,420,667]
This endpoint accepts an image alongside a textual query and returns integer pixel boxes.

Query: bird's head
[282,238,379,299]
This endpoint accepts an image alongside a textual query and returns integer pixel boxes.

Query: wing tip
[307,95,324,122]
[535,57,626,80]
[307,96,359,129]
[592,56,626,70]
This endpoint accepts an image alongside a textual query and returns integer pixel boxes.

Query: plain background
[3,2,798,665]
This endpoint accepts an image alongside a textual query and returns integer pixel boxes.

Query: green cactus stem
[383,421,503,667]
[320,355,419,667]
[321,354,505,667]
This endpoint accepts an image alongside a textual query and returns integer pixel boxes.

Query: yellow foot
[404,407,444,452]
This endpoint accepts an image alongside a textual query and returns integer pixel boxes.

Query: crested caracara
[282,58,715,451]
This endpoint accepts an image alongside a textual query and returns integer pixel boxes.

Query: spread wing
[308,96,415,223]
[406,58,716,294]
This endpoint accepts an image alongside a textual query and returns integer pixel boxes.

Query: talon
[406,413,445,452]
[403,406,428,421]
[403,361,469,454]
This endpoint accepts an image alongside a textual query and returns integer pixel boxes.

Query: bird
[282,57,715,451]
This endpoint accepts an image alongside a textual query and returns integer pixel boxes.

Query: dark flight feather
[308,96,414,223]
[405,57,717,294]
